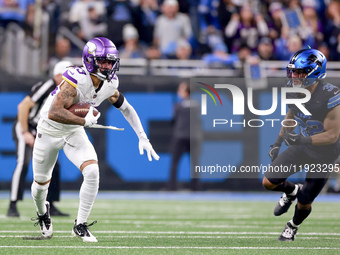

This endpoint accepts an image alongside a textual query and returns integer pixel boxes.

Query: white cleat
[72,219,98,242]
[31,201,53,238]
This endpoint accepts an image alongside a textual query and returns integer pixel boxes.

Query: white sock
[31,181,49,215]
[77,164,99,224]
[288,184,299,196]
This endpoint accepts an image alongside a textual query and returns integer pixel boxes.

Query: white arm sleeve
[118,98,147,139]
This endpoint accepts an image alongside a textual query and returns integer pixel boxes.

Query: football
[67,103,99,118]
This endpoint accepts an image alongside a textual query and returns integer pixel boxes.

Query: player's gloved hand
[284,131,312,146]
[138,134,160,161]
[268,136,284,162]
[268,144,280,162]
[84,106,101,127]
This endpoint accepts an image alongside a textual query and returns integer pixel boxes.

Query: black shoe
[278,222,298,241]
[50,203,69,217]
[7,206,20,217]
[31,201,53,238]
[72,220,98,242]
[274,184,303,216]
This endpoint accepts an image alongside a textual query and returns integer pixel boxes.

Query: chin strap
[94,71,106,81]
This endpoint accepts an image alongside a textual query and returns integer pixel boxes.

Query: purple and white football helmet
[82,37,120,81]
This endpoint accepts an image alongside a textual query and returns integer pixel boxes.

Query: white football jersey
[39,66,119,133]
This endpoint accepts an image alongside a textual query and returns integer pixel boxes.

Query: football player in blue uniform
[30,37,159,241]
[262,49,340,241]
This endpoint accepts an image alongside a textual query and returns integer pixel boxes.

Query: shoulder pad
[327,85,340,109]
[62,67,87,88]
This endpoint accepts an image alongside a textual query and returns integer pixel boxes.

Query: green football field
[0,193,339,255]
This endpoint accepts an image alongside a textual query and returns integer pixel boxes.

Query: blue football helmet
[286,49,327,87]
[82,37,120,82]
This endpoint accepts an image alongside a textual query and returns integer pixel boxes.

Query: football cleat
[72,220,98,242]
[31,201,53,238]
[278,222,299,241]
[274,184,303,216]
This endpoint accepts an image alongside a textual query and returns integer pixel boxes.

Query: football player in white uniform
[31,37,159,242]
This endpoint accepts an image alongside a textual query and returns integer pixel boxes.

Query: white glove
[139,137,160,161]
[84,106,101,127]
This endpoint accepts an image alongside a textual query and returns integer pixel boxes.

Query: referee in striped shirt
[7,61,72,217]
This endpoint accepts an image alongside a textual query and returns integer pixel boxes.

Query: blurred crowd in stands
[1,0,340,71]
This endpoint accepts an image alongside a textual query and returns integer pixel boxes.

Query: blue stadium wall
[0,73,321,191]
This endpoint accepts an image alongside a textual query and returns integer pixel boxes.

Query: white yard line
[0,246,340,250]
[0,235,339,240]
[0,230,340,236]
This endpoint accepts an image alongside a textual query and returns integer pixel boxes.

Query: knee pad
[82,164,99,184]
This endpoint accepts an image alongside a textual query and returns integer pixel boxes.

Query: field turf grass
[0,194,339,254]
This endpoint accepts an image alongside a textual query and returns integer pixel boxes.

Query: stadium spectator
[134,0,160,46]
[274,31,314,60]
[106,0,136,49]
[202,42,253,71]
[74,4,108,42]
[145,44,162,60]
[202,42,232,67]
[317,42,330,61]
[186,0,200,44]
[0,0,34,28]
[217,0,238,53]
[68,0,106,26]
[118,24,147,59]
[198,0,222,47]
[301,0,323,45]
[225,4,269,53]
[267,2,283,41]
[153,0,193,58]
[48,37,72,76]
[198,0,221,32]
[257,37,276,60]
[168,82,201,191]
[324,0,340,61]
[263,48,338,241]
[280,0,317,48]
[7,61,72,218]
[204,25,228,56]
[174,39,193,60]
[67,1,107,42]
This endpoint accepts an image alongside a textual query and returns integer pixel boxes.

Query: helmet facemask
[286,65,309,88]
[90,55,120,82]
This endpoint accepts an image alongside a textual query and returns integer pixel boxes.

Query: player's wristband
[274,136,284,147]
[300,136,312,145]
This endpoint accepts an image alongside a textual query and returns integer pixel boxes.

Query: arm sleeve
[117,97,147,139]
[225,20,239,37]
[183,15,193,39]
[257,19,269,36]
